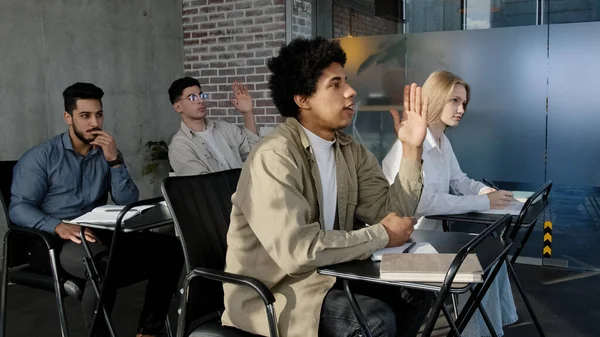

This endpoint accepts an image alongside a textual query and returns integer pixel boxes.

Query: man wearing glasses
[167,77,260,176]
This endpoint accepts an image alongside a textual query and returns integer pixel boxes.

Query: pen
[402,241,416,253]
[482,178,500,191]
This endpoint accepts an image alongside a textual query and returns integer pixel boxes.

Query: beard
[73,123,100,144]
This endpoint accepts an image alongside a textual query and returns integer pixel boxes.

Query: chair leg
[476,302,497,337]
[0,230,11,337]
[441,302,461,337]
[48,249,69,337]
[343,280,373,337]
[164,315,173,337]
[506,261,545,337]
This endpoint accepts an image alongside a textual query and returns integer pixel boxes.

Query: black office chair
[0,160,84,337]
[424,214,514,337]
[161,169,279,337]
[499,181,552,337]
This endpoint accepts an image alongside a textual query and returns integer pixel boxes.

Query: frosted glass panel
[338,35,407,160]
[547,21,600,186]
[406,26,548,184]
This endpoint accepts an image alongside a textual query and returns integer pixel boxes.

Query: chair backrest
[0,161,18,228]
[423,214,514,337]
[507,181,553,240]
[161,169,242,328]
[0,160,29,268]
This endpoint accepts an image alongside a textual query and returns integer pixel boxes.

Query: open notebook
[476,190,542,216]
[371,242,438,261]
[66,205,155,224]
[380,253,483,283]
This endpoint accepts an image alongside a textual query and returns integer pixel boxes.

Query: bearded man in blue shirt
[9,82,183,337]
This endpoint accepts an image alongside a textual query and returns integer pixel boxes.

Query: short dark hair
[267,37,347,119]
[169,77,201,104]
[63,82,104,115]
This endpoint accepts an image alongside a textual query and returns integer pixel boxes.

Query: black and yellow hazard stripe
[543,221,552,258]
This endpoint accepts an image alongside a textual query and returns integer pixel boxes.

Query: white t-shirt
[302,126,337,231]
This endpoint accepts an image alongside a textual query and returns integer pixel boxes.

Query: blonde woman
[382,71,518,337]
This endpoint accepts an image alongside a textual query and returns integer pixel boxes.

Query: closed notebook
[379,253,483,283]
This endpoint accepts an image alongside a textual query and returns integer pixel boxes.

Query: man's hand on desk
[380,212,416,247]
[487,190,514,210]
[55,223,99,244]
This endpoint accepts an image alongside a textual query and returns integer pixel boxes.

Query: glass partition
[321,0,600,268]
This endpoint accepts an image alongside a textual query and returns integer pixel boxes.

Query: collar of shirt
[423,128,448,153]
[180,118,216,140]
[301,125,336,151]
[287,118,352,153]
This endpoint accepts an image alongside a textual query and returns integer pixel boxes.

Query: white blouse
[382,129,490,230]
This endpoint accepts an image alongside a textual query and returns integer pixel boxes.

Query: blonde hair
[422,71,470,125]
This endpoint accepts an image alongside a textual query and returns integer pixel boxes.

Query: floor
[4,185,600,336]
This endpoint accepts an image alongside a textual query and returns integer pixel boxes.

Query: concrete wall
[0,0,184,199]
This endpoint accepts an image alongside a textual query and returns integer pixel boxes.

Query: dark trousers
[59,229,184,336]
[319,279,433,337]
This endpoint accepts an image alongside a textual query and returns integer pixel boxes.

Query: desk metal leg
[451,294,459,320]
[343,280,373,337]
[80,227,117,337]
[506,260,545,337]
[509,220,538,265]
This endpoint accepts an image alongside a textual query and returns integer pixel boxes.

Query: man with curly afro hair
[221,37,432,337]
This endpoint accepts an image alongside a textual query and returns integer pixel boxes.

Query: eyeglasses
[180,92,208,103]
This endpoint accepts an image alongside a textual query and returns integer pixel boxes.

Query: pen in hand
[482,178,500,191]
[402,241,416,253]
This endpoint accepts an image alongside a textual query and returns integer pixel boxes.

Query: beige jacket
[168,118,260,176]
[221,118,423,337]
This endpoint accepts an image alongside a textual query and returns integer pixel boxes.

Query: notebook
[476,190,542,216]
[379,253,483,283]
[371,242,438,261]
[67,205,155,224]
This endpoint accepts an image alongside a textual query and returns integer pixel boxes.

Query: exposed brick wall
[292,0,312,38]
[333,2,398,38]
[182,0,287,128]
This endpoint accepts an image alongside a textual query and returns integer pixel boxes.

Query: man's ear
[63,112,73,126]
[293,95,310,110]
[173,102,183,113]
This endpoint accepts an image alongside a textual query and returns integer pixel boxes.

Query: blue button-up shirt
[9,132,139,233]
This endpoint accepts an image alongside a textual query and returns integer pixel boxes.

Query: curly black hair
[267,37,347,119]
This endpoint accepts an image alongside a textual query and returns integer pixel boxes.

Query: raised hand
[389,83,428,149]
[230,81,253,114]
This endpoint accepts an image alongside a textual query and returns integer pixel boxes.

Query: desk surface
[426,199,549,226]
[77,204,173,233]
[317,229,507,292]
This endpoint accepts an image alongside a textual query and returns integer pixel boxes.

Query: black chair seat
[189,320,260,337]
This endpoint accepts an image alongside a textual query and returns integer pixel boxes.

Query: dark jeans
[319,279,433,337]
[59,229,184,336]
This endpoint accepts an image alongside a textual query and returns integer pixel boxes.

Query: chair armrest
[8,225,58,250]
[184,267,275,306]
